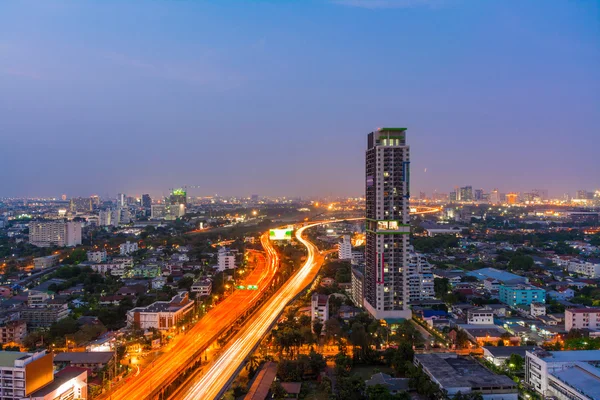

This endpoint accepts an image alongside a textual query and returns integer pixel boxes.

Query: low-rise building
[33,255,59,270]
[483,346,536,367]
[530,302,547,317]
[120,241,139,255]
[526,349,600,400]
[126,291,195,331]
[415,353,518,400]
[467,308,494,325]
[90,263,126,277]
[499,284,546,307]
[565,308,600,331]
[311,292,329,329]
[20,303,69,328]
[191,279,212,297]
[152,276,167,290]
[54,351,114,372]
[86,250,107,263]
[217,247,236,272]
[0,320,27,345]
[27,366,88,400]
[0,350,54,399]
[337,235,352,260]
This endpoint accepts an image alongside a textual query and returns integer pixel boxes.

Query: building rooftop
[0,351,30,368]
[29,367,88,397]
[532,349,600,362]
[483,346,536,358]
[550,362,600,400]
[567,308,600,314]
[54,351,114,364]
[415,354,517,390]
[466,268,527,284]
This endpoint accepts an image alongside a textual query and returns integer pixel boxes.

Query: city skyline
[1,1,599,198]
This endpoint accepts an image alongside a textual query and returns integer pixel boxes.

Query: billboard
[269,228,293,241]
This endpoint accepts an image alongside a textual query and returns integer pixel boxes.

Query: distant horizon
[1,1,598,198]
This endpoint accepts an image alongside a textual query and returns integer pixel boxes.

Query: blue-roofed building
[499,284,546,307]
[466,267,528,285]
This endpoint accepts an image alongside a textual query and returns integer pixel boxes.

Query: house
[548,288,575,300]
[338,305,361,320]
[530,302,547,317]
[482,346,536,366]
[311,293,329,329]
[54,351,114,372]
[152,276,167,290]
[116,284,147,297]
[191,279,212,297]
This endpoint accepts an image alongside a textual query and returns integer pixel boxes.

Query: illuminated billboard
[269,228,293,241]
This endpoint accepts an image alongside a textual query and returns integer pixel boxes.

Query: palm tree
[245,353,260,375]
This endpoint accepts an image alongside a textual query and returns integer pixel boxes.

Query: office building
[119,241,138,255]
[499,284,546,307]
[459,186,473,202]
[141,194,152,208]
[364,128,412,320]
[98,209,111,226]
[169,188,187,206]
[29,221,81,247]
[415,353,518,400]
[127,291,194,331]
[526,349,600,400]
[217,247,236,272]
[311,292,329,329]
[474,189,484,201]
[151,204,167,220]
[33,255,59,270]
[69,197,92,213]
[337,235,352,260]
[565,308,600,332]
[506,193,518,205]
[117,193,126,208]
[0,350,54,399]
[489,189,500,204]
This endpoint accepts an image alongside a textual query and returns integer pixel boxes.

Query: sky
[1,0,599,199]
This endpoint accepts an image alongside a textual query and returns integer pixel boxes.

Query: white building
[407,251,435,302]
[110,208,121,226]
[311,292,329,329]
[87,250,107,263]
[151,204,167,220]
[127,291,194,331]
[526,349,600,400]
[112,256,134,268]
[120,241,139,255]
[152,276,167,290]
[554,257,600,278]
[351,267,364,308]
[565,308,600,331]
[99,209,112,226]
[33,255,59,270]
[191,279,212,297]
[0,351,55,399]
[29,221,81,247]
[337,235,352,260]
[90,263,126,277]
[467,308,494,325]
[483,278,500,291]
[351,250,365,266]
[530,302,547,317]
[217,247,236,272]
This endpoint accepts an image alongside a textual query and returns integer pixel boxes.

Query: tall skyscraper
[117,193,126,208]
[364,128,412,320]
[459,186,473,202]
[142,194,152,208]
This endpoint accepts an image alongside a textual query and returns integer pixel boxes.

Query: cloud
[331,0,444,9]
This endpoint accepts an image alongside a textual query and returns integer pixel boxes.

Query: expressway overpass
[102,233,280,400]
[175,220,346,399]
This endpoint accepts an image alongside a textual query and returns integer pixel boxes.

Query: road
[177,221,329,400]
[103,233,279,400]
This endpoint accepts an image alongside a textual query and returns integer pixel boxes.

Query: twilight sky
[1,0,598,199]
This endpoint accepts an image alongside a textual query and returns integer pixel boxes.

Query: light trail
[179,221,327,400]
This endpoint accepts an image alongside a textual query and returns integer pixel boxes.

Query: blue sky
[1,0,598,198]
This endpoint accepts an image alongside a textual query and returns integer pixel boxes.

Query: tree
[366,384,395,400]
[350,322,369,360]
[334,351,352,377]
[270,381,287,400]
[308,349,326,373]
[313,320,323,337]
[508,254,534,271]
[434,278,450,299]
[505,353,524,371]
[337,375,366,400]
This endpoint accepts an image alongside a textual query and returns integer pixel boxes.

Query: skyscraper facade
[142,194,152,208]
[364,128,412,320]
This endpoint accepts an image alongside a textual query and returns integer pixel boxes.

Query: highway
[104,233,279,400]
[177,221,328,400]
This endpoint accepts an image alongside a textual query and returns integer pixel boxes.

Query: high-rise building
[459,186,473,202]
[117,193,126,208]
[90,195,101,208]
[506,193,519,205]
[364,128,412,320]
[474,189,484,201]
[29,221,82,247]
[69,197,92,213]
[141,194,152,208]
[489,189,500,204]
[169,188,187,206]
[449,191,457,202]
[576,190,588,200]
[151,204,167,219]
[99,209,112,226]
[337,235,352,260]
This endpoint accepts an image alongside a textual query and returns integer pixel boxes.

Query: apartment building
[32,256,59,270]
[28,221,81,247]
[499,284,546,307]
[565,308,600,331]
[0,351,53,399]
[127,291,194,331]
[0,320,27,345]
